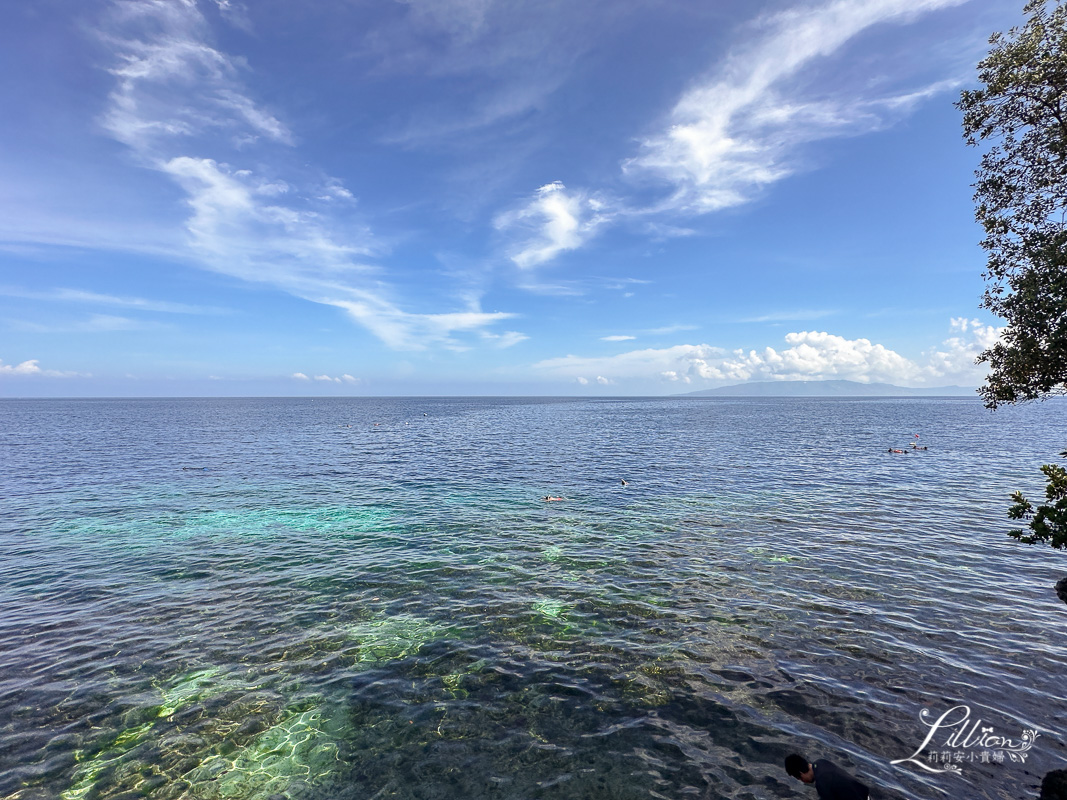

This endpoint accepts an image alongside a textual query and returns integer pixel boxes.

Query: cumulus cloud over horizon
[293,372,359,384]
[0,358,86,378]
[535,319,1002,388]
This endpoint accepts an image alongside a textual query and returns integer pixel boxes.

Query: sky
[0,0,1026,396]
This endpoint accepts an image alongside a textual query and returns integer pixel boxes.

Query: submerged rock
[340,613,451,663]
[184,706,342,799]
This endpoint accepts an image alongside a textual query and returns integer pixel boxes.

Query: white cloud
[324,300,515,350]
[645,324,699,335]
[0,358,85,378]
[98,0,514,351]
[723,330,916,383]
[604,278,652,291]
[534,320,1002,387]
[501,0,967,268]
[9,314,166,333]
[102,1,292,150]
[601,335,636,342]
[625,0,967,213]
[919,317,1003,382]
[496,182,615,269]
[299,372,361,385]
[85,314,156,331]
[481,330,529,348]
[514,280,587,296]
[319,179,355,201]
[536,344,733,383]
[159,156,371,285]
[740,309,837,323]
[0,287,229,315]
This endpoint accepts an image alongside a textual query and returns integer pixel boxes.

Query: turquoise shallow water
[1,396,1065,800]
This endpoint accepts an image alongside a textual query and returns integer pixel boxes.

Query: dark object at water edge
[1056,577,1067,607]
[1041,769,1067,800]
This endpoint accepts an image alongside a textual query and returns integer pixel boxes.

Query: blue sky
[0,0,1022,396]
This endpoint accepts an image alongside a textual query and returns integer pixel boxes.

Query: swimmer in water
[620,479,629,486]
[542,496,565,501]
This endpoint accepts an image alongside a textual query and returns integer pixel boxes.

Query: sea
[0,396,1064,800]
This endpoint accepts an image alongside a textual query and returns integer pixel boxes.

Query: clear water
[1,396,1064,800]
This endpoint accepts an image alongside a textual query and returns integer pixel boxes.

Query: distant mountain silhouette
[681,380,976,397]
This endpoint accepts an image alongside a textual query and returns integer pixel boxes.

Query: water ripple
[1,397,1065,800]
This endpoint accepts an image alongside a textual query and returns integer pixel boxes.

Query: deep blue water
[0,396,1064,800]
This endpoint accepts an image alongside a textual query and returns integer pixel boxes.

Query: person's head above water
[785,754,814,783]
[785,754,870,799]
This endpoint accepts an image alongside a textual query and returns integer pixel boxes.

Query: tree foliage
[960,1,1067,553]
[1008,451,1067,548]
[959,0,1067,408]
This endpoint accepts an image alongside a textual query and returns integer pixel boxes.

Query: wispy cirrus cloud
[363,0,603,148]
[599,324,698,342]
[0,286,229,315]
[101,0,292,151]
[739,309,837,323]
[645,324,700,336]
[625,0,968,213]
[9,314,168,333]
[481,329,529,348]
[498,0,969,270]
[98,0,515,350]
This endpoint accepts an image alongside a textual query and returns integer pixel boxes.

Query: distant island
[681,380,977,397]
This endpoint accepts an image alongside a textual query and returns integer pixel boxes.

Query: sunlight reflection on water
[1,397,1065,800]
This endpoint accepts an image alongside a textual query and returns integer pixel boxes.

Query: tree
[959,0,1067,553]
[1007,454,1067,549]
